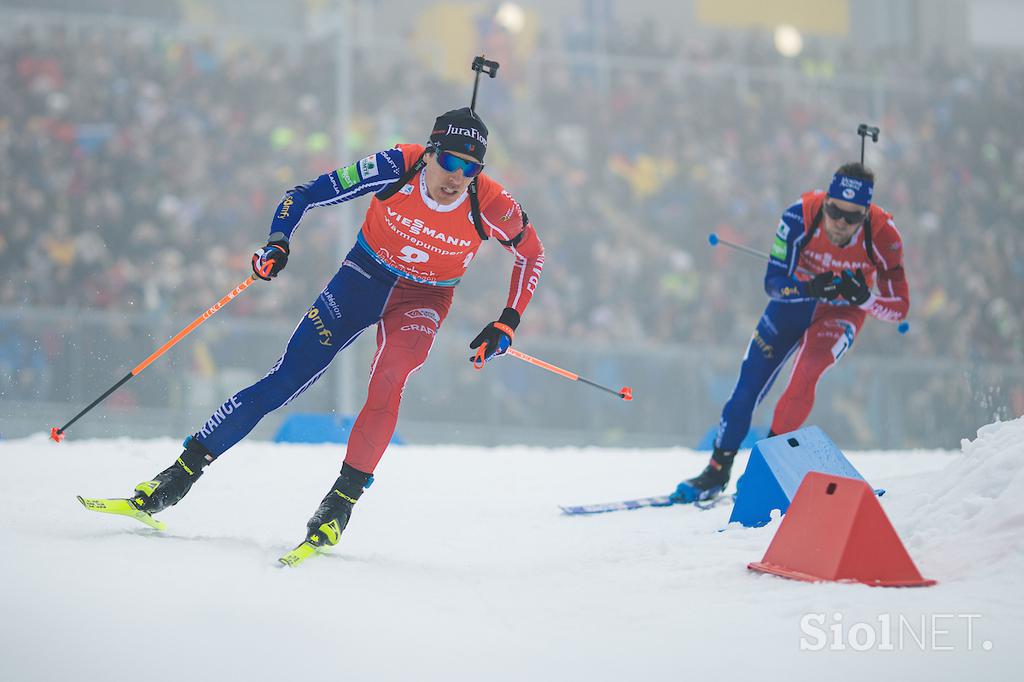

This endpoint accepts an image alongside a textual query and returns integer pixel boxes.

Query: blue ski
[560,493,735,515]
[560,496,676,515]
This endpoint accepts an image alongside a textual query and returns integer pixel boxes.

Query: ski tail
[279,541,318,567]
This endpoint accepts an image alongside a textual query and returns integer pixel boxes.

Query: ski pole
[709,232,811,274]
[707,232,909,335]
[493,347,633,401]
[707,232,776,263]
[50,272,263,443]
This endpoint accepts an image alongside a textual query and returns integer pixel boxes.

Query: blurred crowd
[2,16,1022,433]
[508,23,1024,365]
[0,23,347,319]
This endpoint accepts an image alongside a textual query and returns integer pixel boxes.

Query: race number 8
[397,245,430,264]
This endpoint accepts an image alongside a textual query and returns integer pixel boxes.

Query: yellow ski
[77,495,166,531]
[278,541,318,567]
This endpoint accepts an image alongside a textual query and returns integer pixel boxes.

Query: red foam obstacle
[748,472,936,587]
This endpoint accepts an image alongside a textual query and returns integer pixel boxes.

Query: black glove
[838,268,871,306]
[806,271,842,300]
[252,233,290,281]
[469,307,520,367]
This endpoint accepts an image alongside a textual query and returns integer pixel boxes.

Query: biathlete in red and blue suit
[122,107,545,547]
[672,162,909,503]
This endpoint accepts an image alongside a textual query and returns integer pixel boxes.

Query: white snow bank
[882,417,1024,581]
[0,428,1020,681]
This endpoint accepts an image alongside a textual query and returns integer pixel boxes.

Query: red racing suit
[193,144,544,473]
[715,190,909,450]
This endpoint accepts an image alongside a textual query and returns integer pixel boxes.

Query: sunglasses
[436,150,484,178]
[824,202,868,225]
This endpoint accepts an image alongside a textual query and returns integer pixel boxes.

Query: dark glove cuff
[267,232,290,252]
[799,279,820,298]
[497,307,521,331]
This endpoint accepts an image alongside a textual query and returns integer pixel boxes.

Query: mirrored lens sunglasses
[436,150,484,178]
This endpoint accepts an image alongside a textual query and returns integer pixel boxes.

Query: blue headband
[828,174,873,207]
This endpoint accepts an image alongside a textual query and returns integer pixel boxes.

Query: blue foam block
[274,413,403,445]
[728,425,866,527]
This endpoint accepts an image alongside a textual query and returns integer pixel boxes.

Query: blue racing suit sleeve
[764,199,816,302]
[268,148,406,241]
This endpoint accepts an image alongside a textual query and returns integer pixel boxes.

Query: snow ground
[1,420,1022,681]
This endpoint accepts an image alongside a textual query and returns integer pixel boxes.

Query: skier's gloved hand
[805,270,842,300]
[838,268,871,306]
[252,232,290,281]
[469,307,520,368]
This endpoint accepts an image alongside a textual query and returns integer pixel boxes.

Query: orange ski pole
[50,273,263,442]
[502,347,633,401]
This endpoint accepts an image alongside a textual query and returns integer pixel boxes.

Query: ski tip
[50,427,64,443]
[148,517,168,531]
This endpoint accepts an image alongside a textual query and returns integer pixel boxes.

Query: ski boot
[670,447,736,503]
[304,463,373,548]
[131,436,215,514]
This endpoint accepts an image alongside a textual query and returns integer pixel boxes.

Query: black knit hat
[429,107,488,163]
